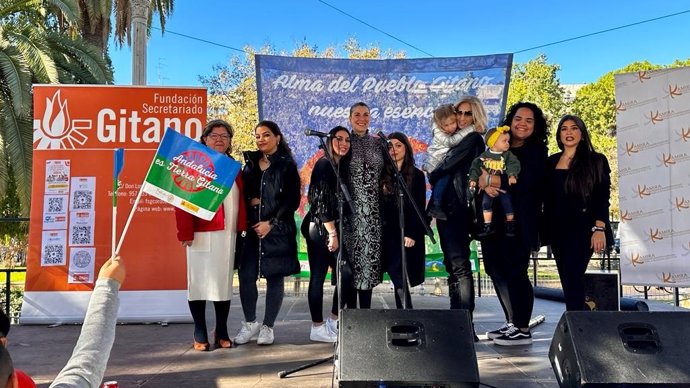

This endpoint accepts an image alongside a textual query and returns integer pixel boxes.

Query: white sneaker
[257,324,274,345]
[326,317,338,336]
[234,321,261,344]
[310,324,337,343]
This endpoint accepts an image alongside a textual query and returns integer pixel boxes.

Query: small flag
[113,148,124,207]
[141,128,240,220]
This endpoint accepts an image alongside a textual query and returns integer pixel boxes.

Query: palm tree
[0,0,113,215]
[76,0,174,55]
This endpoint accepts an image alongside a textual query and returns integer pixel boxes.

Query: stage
[7,290,685,387]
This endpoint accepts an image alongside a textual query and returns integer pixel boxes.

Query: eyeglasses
[456,110,473,117]
[208,134,231,141]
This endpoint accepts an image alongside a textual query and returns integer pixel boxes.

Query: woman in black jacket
[428,96,486,332]
[481,102,549,346]
[235,120,301,346]
[381,132,427,309]
[301,126,351,342]
[544,115,611,311]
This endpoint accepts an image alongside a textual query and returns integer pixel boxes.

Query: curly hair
[502,101,549,145]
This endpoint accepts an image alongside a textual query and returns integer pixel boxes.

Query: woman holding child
[481,102,548,346]
[426,96,487,337]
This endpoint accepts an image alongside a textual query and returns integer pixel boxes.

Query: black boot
[427,199,447,221]
[505,221,516,237]
[449,281,461,309]
[477,223,495,238]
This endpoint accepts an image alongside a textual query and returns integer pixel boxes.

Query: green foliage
[200,38,405,160]
[0,0,113,215]
[572,61,661,137]
[0,285,24,319]
[507,53,566,132]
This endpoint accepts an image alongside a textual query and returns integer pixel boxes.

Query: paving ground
[7,286,688,388]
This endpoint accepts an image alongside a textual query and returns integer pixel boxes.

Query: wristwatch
[591,226,605,232]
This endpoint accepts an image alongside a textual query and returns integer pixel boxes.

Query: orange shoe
[193,340,210,351]
[211,329,233,349]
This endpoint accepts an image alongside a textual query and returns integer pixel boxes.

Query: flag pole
[115,184,145,255]
[112,148,124,260]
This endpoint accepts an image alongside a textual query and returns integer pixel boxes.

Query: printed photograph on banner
[69,211,95,246]
[68,247,96,284]
[69,177,96,211]
[45,160,71,195]
[41,230,67,266]
[42,195,68,230]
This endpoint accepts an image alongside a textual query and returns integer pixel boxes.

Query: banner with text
[24,85,207,323]
[615,67,690,286]
[256,54,512,177]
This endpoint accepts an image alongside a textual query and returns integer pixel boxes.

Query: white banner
[615,67,690,286]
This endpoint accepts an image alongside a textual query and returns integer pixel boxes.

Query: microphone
[304,128,331,138]
[375,130,390,143]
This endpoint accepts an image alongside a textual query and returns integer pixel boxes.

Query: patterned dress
[344,132,384,290]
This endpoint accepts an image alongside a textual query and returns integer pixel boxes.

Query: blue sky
[109,0,690,87]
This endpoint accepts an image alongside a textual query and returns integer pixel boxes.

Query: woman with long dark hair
[481,102,549,346]
[544,114,611,311]
[235,120,301,346]
[381,132,427,309]
[302,126,351,342]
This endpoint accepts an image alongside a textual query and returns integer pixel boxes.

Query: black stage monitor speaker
[339,309,479,388]
[549,311,690,387]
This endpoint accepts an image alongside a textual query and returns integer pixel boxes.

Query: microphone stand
[279,134,353,379]
[376,132,435,309]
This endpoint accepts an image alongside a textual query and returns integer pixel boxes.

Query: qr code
[43,245,64,264]
[72,190,92,209]
[47,197,64,212]
[71,226,92,245]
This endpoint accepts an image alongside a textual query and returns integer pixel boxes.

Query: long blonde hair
[455,96,488,133]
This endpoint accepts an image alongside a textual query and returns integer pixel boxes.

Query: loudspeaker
[583,270,619,311]
[338,309,479,387]
[549,311,690,387]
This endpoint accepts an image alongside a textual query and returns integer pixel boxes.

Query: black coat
[242,149,301,277]
[429,132,485,217]
[381,168,427,287]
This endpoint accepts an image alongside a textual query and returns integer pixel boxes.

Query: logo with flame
[33,90,92,150]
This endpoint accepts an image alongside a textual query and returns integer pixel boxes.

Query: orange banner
[27,85,206,294]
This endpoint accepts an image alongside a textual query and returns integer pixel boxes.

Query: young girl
[424,104,476,220]
[468,125,521,237]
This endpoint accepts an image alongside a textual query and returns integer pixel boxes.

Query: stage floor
[8,289,685,388]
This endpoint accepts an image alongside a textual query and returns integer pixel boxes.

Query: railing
[1,268,26,319]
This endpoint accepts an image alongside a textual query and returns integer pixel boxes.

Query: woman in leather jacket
[234,120,301,346]
[427,96,486,340]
